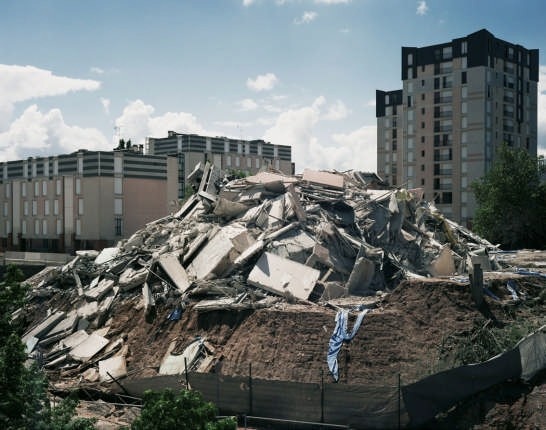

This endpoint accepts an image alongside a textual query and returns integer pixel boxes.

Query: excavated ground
[86,277,546,427]
[30,267,546,428]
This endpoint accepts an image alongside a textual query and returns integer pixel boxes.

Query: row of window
[2,178,124,199]
[224,156,281,170]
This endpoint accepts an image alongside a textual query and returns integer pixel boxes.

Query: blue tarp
[327,308,369,382]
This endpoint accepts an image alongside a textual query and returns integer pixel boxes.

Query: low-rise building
[146,131,294,198]
[0,149,178,253]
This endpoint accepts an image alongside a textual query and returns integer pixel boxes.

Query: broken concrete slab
[347,256,376,295]
[70,333,109,362]
[248,252,321,301]
[22,310,67,346]
[84,278,115,301]
[302,169,344,190]
[159,253,191,293]
[213,197,248,220]
[99,355,128,382]
[118,267,148,291]
[159,337,204,375]
[61,330,90,349]
[94,247,120,266]
[77,301,99,320]
[187,229,237,280]
[428,246,457,277]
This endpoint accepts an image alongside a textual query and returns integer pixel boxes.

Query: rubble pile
[18,163,499,387]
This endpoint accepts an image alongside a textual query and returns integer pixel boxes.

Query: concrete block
[302,169,344,190]
[159,253,190,293]
[247,252,320,301]
[188,230,236,280]
[70,332,109,362]
[99,355,127,382]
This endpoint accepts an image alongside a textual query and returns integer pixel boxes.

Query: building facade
[0,149,178,253]
[146,132,294,198]
[376,29,539,225]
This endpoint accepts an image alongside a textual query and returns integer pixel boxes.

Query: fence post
[216,362,220,408]
[248,362,253,415]
[398,373,401,430]
[320,368,325,423]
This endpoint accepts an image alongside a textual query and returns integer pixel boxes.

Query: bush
[131,389,236,430]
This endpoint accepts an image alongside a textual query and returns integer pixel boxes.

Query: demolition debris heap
[19,164,497,383]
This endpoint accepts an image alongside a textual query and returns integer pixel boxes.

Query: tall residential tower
[376,29,539,225]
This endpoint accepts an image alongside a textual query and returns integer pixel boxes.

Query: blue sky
[1,0,545,172]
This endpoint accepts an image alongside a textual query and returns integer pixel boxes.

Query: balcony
[503,95,514,103]
[434,155,453,162]
[434,96,452,104]
[503,110,514,118]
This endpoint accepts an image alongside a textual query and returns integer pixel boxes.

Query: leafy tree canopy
[471,144,546,249]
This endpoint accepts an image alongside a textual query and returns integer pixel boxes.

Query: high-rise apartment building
[0,149,178,253]
[376,29,539,225]
[146,132,294,198]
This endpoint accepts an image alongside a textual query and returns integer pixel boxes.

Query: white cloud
[416,1,428,15]
[538,65,546,154]
[331,126,377,172]
[90,67,104,75]
[0,105,109,161]
[322,100,351,121]
[237,98,259,111]
[339,28,350,34]
[314,0,351,4]
[242,0,256,6]
[100,97,110,114]
[0,64,101,129]
[214,120,253,129]
[294,11,318,25]
[246,73,279,92]
[114,99,205,146]
[366,99,376,107]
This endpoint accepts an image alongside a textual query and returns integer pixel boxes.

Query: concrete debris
[17,163,507,388]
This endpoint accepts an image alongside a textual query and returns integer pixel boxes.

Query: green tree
[471,144,546,249]
[0,265,95,429]
[131,389,236,430]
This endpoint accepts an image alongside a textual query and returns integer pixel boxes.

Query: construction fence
[121,368,405,429]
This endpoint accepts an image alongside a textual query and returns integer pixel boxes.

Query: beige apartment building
[146,132,294,198]
[0,149,178,253]
[376,29,539,226]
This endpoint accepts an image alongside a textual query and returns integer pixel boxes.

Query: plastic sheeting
[327,308,369,382]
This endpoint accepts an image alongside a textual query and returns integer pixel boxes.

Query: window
[407,53,413,66]
[42,181,47,196]
[421,93,425,101]
[44,200,50,215]
[78,199,84,215]
[246,158,251,168]
[53,159,58,175]
[237,143,242,154]
[226,155,231,167]
[54,199,59,215]
[461,71,467,84]
[421,107,425,115]
[44,160,49,177]
[461,102,468,114]
[115,217,123,236]
[56,219,62,235]
[34,182,39,196]
[421,122,425,129]
[3,202,7,217]
[235,157,240,167]
[35,219,40,235]
[206,137,211,152]
[255,159,260,169]
[32,200,37,216]
[442,46,452,60]
[76,219,81,236]
[421,165,425,171]
[22,220,27,235]
[224,140,229,153]
[42,220,47,235]
[75,178,81,195]
[421,79,425,87]
[22,183,26,197]
[77,157,83,174]
[24,201,29,216]
[462,87,468,98]
[56,179,61,195]
[461,41,467,55]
